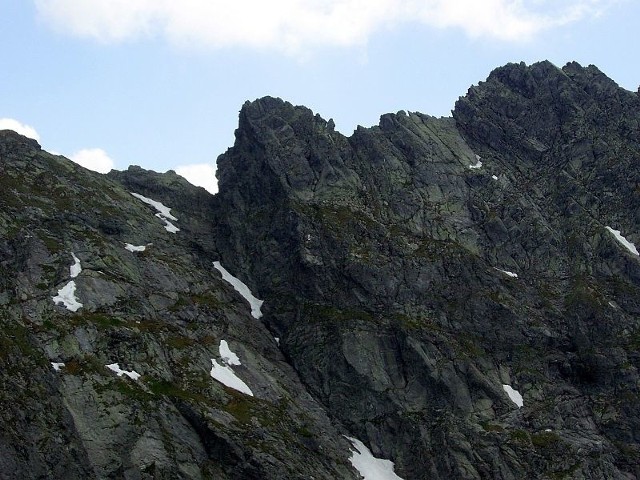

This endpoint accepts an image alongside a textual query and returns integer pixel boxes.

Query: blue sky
[1,0,638,193]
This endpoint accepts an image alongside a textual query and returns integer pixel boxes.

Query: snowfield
[210,339,254,396]
[605,226,639,255]
[124,243,147,252]
[502,384,524,408]
[106,363,141,380]
[131,192,180,233]
[213,261,264,319]
[347,436,404,480]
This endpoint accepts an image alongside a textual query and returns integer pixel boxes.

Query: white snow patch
[274,337,280,346]
[469,154,482,169]
[210,339,253,396]
[219,339,241,366]
[106,363,141,380]
[213,261,264,319]
[346,436,404,480]
[130,192,178,220]
[210,360,253,396]
[502,384,523,408]
[155,214,180,233]
[124,243,147,252]
[605,226,639,256]
[164,222,180,233]
[495,268,518,278]
[131,192,180,233]
[51,362,65,371]
[52,281,83,312]
[69,253,82,278]
[492,175,498,180]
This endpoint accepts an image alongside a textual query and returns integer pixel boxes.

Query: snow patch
[502,384,523,408]
[52,281,83,312]
[469,154,482,169]
[130,192,177,220]
[495,268,518,278]
[155,213,180,233]
[131,192,180,233]
[124,243,147,252]
[106,363,141,380]
[53,253,84,311]
[219,339,241,366]
[210,339,253,396]
[346,436,404,480]
[213,261,264,319]
[69,253,82,278]
[51,362,65,371]
[605,226,639,256]
[210,360,254,396]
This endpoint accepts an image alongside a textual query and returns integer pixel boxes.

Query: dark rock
[211,61,640,478]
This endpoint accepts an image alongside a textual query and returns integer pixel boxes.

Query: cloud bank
[35,0,615,53]
[0,118,41,141]
[70,148,115,173]
[174,163,218,194]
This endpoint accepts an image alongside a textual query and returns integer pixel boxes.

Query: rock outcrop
[1,60,640,479]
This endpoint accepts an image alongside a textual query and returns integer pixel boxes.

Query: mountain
[1,60,639,479]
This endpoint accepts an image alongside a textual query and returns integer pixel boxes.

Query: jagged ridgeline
[1,60,639,479]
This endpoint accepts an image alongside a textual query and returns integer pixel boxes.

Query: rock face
[1,60,640,479]
[0,132,357,479]
[212,61,640,479]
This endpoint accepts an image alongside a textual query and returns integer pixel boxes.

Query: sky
[1,0,639,194]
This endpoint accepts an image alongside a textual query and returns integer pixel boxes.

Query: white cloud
[34,0,616,53]
[70,148,115,173]
[174,163,218,194]
[0,118,40,141]
[412,0,613,41]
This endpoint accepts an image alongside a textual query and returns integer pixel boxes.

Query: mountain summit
[1,61,640,479]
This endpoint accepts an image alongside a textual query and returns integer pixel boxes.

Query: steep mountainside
[0,134,358,479]
[1,60,640,479]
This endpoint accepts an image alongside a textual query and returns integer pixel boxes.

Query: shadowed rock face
[212,61,640,479]
[1,61,640,479]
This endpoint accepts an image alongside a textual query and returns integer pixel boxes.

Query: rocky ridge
[1,60,640,479]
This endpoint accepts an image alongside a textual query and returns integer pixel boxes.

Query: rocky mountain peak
[453,60,640,170]
[218,95,353,208]
[484,60,563,97]
[236,96,336,149]
[0,129,41,155]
